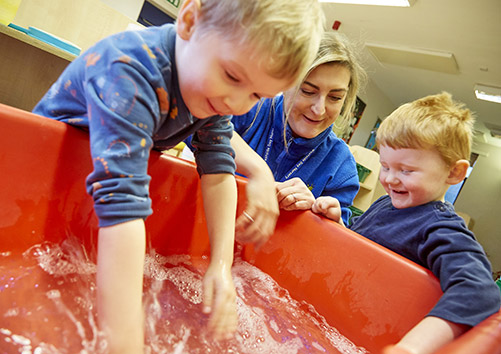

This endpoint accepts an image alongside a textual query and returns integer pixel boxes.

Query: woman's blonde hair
[376,92,475,166]
[193,0,325,84]
[303,31,367,131]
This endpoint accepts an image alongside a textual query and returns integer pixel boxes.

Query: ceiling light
[474,84,501,104]
[319,0,414,7]
[366,43,458,74]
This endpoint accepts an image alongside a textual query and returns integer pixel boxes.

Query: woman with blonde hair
[230,31,367,233]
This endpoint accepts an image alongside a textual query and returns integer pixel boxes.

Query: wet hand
[276,178,315,211]
[381,345,414,354]
[202,261,238,340]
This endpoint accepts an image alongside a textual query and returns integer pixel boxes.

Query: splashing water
[0,240,369,354]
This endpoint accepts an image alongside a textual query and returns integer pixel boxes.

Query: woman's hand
[276,177,315,211]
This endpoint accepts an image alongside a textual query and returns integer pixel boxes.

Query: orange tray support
[0,103,499,353]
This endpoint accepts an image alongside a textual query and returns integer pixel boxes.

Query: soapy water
[0,240,369,354]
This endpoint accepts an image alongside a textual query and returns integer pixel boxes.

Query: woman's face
[285,63,351,139]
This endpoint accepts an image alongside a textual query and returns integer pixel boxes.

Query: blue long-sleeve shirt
[33,24,235,227]
[349,195,501,327]
[232,96,360,224]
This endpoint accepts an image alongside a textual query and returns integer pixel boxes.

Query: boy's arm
[232,132,279,247]
[384,316,469,354]
[97,219,146,354]
[200,173,238,339]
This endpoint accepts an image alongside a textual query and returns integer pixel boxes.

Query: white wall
[349,79,501,278]
[349,79,395,147]
[454,142,501,277]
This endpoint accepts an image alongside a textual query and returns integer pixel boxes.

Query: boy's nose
[384,171,398,185]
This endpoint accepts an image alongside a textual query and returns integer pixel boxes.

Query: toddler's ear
[447,159,469,185]
[176,0,201,40]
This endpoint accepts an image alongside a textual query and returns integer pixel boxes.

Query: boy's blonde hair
[376,92,475,166]
[194,0,325,84]
[305,31,367,130]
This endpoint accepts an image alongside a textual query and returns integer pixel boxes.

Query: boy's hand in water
[202,260,238,339]
[381,345,413,354]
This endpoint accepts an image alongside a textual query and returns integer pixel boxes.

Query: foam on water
[0,240,369,354]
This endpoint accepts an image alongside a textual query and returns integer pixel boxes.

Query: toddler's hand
[202,260,238,340]
[312,196,344,225]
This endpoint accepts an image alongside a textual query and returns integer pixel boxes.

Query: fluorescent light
[474,84,501,104]
[319,0,414,6]
[366,43,458,74]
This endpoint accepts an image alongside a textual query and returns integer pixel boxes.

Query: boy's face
[176,30,293,119]
[285,63,351,139]
[378,145,453,209]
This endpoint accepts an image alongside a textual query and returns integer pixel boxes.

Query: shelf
[0,23,76,62]
[359,181,374,191]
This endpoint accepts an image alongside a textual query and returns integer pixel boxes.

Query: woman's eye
[300,88,315,96]
[328,95,342,102]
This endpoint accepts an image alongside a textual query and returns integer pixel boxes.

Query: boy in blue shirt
[33,0,325,352]
[341,92,501,353]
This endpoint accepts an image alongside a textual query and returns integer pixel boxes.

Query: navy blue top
[349,195,501,326]
[33,24,235,227]
[232,96,360,224]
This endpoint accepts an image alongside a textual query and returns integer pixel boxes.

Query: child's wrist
[208,256,233,271]
[381,345,414,354]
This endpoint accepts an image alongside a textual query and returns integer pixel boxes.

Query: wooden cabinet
[349,145,385,212]
[0,24,73,111]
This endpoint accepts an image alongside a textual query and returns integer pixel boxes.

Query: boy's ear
[446,159,469,185]
[176,0,201,40]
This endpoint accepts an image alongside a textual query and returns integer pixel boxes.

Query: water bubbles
[12,334,31,346]
[312,341,327,352]
[3,244,369,354]
[23,241,96,276]
[0,328,12,336]
[46,289,61,299]
[4,307,19,317]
